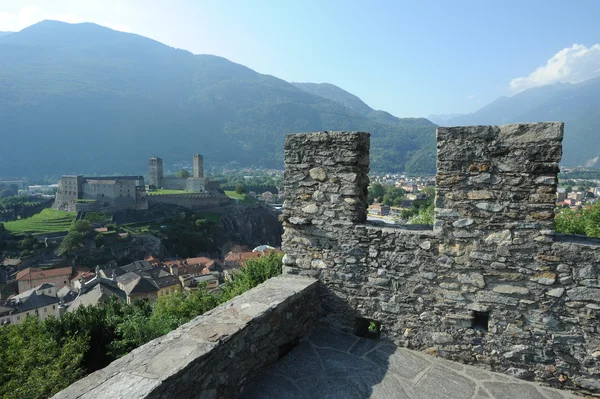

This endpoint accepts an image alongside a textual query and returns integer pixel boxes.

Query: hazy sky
[1,0,599,118]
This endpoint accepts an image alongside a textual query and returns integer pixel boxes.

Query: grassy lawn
[224,191,255,204]
[147,189,189,195]
[4,209,76,235]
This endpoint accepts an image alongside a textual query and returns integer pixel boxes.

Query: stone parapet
[52,276,319,399]
[282,125,600,394]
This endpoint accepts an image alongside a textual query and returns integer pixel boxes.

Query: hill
[292,81,434,126]
[0,20,437,179]
[447,78,600,168]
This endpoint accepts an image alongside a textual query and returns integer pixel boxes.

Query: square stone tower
[193,154,204,178]
[148,157,163,188]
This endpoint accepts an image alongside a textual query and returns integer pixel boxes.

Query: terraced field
[4,209,75,234]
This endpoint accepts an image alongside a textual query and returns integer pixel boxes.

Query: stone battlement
[282,124,600,393]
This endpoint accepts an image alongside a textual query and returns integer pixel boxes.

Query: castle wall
[147,193,231,210]
[56,175,83,202]
[185,177,205,193]
[282,126,600,393]
[159,177,187,190]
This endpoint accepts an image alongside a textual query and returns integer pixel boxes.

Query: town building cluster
[0,246,281,326]
[367,174,435,220]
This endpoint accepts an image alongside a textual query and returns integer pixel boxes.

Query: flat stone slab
[241,327,580,399]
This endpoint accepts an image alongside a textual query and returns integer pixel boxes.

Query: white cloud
[0,5,131,33]
[510,43,600,92]
[467,95,476,99]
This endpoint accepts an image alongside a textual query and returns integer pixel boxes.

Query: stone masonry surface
[242,325,581,399]
[281,126,600,395]
[52,275,319,399]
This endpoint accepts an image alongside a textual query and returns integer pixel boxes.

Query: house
[180,274,218,291]
[67,277,127,312]
[368,203,390,216]
[155,275,182,297]
[116,272,159,304]
[224,251,261,268]
[16,266,72,293]
[0,289,60,325]
[69,269,96,290]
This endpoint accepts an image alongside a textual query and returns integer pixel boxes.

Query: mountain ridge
[446,78,600,168]
[0,20,437,179]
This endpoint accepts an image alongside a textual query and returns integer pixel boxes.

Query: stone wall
[147,193,231,211]
[53,275,319,399]
[281,126,600,393]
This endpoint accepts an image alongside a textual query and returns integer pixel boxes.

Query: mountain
[292,82,431,126]
[447,78,600,168]
[427,113,465,126]
[0,20,437,179]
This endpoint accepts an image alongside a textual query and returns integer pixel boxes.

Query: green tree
[176,169,191,178]
[555,202,600,237]
[368,183,385,204]
[57,231,84,256]
[235,185,246,194]
[0,317,88,399]
[71,220,92,233]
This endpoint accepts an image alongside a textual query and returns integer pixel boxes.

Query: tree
[368,183,385,204]
[176,169,190,179]
[71,220,92,234]
[235,185,245,194]
[0,317,88,399]
[57,231,84,256]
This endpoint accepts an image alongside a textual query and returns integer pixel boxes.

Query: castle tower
[148,157,163,188]
[193,154,204,178]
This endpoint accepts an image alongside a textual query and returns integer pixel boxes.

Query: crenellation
[282,123,600,394]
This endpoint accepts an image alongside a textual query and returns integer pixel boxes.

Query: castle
[148,154,205,192]
[55,175,148,211]
[55,154,229,212]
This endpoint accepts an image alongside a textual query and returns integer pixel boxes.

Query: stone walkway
[241,327,580,399]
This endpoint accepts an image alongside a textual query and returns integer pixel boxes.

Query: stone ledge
[52,275,319,399]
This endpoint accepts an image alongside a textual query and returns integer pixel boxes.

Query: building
[55,175,148,211]
[67,277,127,312]
[148,154,206,193]
[155,275,182,297]
[16,266,72,293]
[368,203,390,216]
[0,284,60,325]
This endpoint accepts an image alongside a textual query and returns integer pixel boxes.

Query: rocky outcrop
[217,204,283,249]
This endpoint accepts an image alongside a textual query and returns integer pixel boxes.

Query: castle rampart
[281,125,600,393]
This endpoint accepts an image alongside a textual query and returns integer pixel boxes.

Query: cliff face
[217,204,283,250]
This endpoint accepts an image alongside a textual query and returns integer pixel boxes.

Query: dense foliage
[0,252,283,399]
[554,202,600,237]
[0,21,436,179]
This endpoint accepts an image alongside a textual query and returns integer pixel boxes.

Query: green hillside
[0,21,437,178]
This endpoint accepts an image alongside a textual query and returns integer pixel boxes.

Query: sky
[1,0,599,118]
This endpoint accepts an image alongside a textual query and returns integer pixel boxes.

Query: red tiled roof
[185,257,214,267]
[17,266,73,281]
